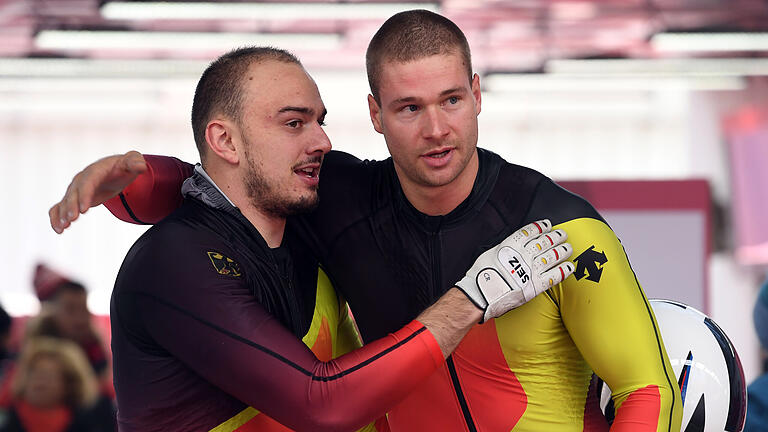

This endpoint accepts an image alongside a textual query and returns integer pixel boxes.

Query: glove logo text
[508,256,530,283]
[498,247,531,289]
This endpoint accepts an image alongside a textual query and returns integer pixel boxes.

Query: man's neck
[237,206,286,248]
[397,151,479,216]
[203,165,286,248]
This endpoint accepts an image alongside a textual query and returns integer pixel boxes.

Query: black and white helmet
[600,299,747,432]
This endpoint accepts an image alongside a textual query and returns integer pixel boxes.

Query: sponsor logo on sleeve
[573,245,607,283]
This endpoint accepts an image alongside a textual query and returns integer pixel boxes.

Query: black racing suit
[109,149,682,432]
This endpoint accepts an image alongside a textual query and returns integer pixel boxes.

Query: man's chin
[260,193,319,218]
[414,168,463,188]
[290,195,320,215]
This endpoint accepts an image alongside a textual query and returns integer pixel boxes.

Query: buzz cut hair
[366,9,472,104]
[191,47,301,163]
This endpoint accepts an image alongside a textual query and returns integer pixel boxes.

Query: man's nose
[421,106,450,139]
[308,123,332,155]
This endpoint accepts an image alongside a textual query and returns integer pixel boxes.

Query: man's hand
[456,220,574,322]
[49,151,147,234]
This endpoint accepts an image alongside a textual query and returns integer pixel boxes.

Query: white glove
[455,219,574,322]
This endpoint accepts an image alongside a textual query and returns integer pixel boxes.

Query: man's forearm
[416,287,482,358]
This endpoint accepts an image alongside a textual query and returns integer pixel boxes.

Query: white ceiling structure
[0,0,767,74]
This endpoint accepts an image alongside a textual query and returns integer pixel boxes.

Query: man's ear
[367,94,384,135]
[205,119,240,165]
[471,73,482,116]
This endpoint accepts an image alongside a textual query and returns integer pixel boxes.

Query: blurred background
[0,0,767,423]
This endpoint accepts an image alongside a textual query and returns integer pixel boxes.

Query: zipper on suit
[429,229,478,432]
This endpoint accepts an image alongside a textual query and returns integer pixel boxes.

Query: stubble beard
[243,150,319,218]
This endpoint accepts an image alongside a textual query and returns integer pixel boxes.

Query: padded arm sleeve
[104,155,193,224]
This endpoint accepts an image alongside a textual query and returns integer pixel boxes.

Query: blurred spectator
[0,304,12,385]
[27,264,111,392]
[0,304,10,359]
[0,337,110,432]
[745,276,768,431]
[0,264,116,431]
[0,303,18,413]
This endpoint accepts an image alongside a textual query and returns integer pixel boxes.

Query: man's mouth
[294,166,319,178]
[293,157,322,179]
[424,148,452,159]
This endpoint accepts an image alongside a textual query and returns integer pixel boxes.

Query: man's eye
[287,120,302,128]
[405,105,418,112]
[448,96,459,104]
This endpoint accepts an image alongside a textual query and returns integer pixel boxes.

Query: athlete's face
[236,61,330,218]
[368,53,481,194]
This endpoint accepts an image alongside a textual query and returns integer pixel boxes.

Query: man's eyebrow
[388,87,467,109]
[277,106,328,119]
[388,96,418,109]
[439,86,465,97]
[278,106,313,115]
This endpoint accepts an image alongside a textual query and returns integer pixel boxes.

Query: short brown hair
[366,9,472,103]
[12,337,98,409]
[191,47,301,163]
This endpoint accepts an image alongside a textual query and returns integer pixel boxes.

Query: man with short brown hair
[54,44,571,432]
